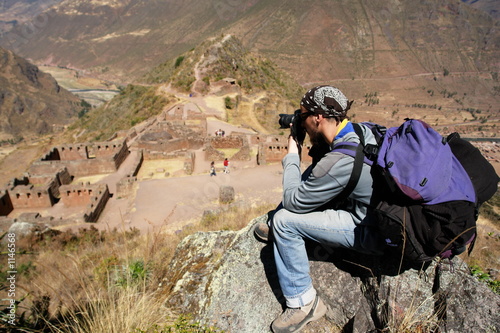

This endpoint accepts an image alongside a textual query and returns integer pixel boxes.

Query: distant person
[253,85,383,332]
[223,158,230,173]
[210,161,217,176]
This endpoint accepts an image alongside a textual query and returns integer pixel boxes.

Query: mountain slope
[0,47,82,141]
[0,0,497,84]
[0,0,498,139]
[67,34,303,142]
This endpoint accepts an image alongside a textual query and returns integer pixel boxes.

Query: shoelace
[281,307,302,322]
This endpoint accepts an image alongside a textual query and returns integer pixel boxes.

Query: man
[254,85,382,333]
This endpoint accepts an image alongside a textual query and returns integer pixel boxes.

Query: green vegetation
[134,315,223,332]
[174,56,185,68]
[143,35,302,101]
[224,96,234,109]
[68,84,169,142]
[78,99,92,119]
[364,92,379,106]
[470,265,500,295]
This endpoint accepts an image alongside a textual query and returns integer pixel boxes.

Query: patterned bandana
[300,85,352,118]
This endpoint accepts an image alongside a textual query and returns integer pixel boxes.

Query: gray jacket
[282,122,376,224]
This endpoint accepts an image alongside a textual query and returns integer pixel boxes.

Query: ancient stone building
[205,135,252,161]
[0,168,72,215]
[257,136,312,165]
[59,182,110,222]
[137,105,206,155]
[29,140,129,177]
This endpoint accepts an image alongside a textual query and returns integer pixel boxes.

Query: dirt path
[97,162,283,233]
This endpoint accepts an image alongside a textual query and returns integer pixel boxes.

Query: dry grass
[0,203,274,332]
[1,195,498,332]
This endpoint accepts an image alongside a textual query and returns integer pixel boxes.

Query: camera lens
[278,114,295,129]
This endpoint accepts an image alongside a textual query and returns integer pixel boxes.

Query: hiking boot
[254,222,270,242]
[271,295,327,333]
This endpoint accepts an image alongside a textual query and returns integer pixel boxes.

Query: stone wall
[59,183,110,223]
[138,138,198,154]
[9,184,54,209]
[57,144,88,160]
[116,177,138,198]
[257,141,312,165]
[59,183,105,207]
[0,190,13,216]
[83,184,110,223]
[211,136,244,149]
[30,140,129,177]
[205,135,252,161]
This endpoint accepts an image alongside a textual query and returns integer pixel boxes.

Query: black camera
[278,109,306,145]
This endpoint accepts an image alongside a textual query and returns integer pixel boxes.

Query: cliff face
[0,47,81,141]
[161,214,500,332]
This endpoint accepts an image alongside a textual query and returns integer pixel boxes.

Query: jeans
[272,207,362,308]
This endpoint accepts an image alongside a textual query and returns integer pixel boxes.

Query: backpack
[333,119,499,264]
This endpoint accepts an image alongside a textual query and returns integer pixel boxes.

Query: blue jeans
[272,207,366,308]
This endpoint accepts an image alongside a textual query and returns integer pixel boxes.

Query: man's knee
[271,208,294,234]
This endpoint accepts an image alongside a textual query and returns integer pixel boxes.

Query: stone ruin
[0,140,127,230]
[1,168,72,212]
[29,140,129,177]
[0,102,312,232]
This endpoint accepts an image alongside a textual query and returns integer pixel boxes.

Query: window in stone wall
[89,190,92,196]
[78,190,82,196]
[27,193,30,199]
[38,193,42,198]
[16,194,20,199]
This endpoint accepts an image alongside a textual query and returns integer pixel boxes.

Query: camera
[278,109,306,145]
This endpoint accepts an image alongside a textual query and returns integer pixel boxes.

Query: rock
[161,215,500,333]
[219,185,235,204]
[5,221,60,243]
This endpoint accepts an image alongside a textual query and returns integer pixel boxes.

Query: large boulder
[161,214,500,332]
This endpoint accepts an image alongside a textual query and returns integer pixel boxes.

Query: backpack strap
[334,123,366,202]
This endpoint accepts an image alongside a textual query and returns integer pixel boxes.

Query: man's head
[299,86,353,145]
[300,85,353,121]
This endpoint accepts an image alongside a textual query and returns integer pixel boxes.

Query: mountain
[67,34,303,142]
[0,47,83,142]
[0,0,498,139]
[0,0,498,84]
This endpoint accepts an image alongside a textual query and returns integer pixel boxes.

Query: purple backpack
[333,119,498,264]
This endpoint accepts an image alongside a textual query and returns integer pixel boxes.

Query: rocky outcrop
[162,214,500,332]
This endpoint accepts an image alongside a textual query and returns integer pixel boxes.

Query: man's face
[300,106,322,144]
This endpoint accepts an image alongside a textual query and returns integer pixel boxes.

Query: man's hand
[288,135,300,155]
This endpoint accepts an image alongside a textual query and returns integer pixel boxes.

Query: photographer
[254,85,382,333]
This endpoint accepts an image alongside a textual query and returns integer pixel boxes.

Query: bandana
[300,85,353,118]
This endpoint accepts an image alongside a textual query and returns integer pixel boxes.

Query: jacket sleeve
[282,152,354,213]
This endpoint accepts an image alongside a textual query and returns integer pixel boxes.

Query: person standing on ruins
[223,158,230,173]
[253,85,382,333]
